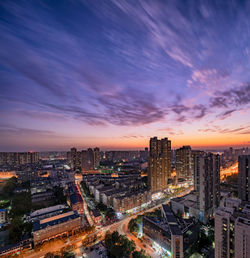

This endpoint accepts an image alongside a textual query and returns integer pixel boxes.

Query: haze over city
[0,0,250,151]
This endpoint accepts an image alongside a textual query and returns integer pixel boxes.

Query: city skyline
[1,0,250,151]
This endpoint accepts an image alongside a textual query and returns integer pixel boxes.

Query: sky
[0,0,250,151]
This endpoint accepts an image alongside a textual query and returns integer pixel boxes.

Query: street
[22,186,193,258]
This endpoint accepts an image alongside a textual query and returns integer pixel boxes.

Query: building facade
[143,204,199,258]
[0,152,39,166]
[33,211,81,246]
[238,155,250,202]
[176,146,192,180]
[194,153,220,223]
[215,198,250,258]
[148,137,171,193]
[93,147,100,169]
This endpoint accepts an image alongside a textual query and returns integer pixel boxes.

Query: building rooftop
[91,209,101,218]
[33,211,80,232]
[70,193,83,205]
[29,205,66,218]
[171,193,198,209]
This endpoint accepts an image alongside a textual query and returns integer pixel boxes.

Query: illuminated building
[81,148,94,171]
[69,193,84,214]
[94,147,100,169]
[194,153,220,223]
[27,205,67,222]
[238,155,250,201]
[113,189,150,213]
[143,204,199,258]
[0,209,7,225]
[148,137,171,193]
[176,146,192,181]
[90,209,101,224]
[215,198,250,258]
[67,147,81,171]
[33,211,81,246]
[0,152,39,166]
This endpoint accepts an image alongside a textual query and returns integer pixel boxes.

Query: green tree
[105,231,136,258]
[54,186,66,204]
[0,177,17,199]
[128,219,139,233]
[132,250,147,258]
[10,192,31,218]
[9,216,23,244]
[44,252,55,258]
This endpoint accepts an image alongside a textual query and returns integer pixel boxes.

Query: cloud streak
[0,0,250,149]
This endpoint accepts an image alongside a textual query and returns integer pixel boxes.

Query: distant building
[238,155,250,201]
[67,147,82,171]
[139,147,149,161]
[176,146,192,181]
[33,211,81,246]
[82,148,94,171]
[215,198,250,258]
[0,152,39,166]
[148,137,171,193]
[94,147,100,169]
[17,169,38,183]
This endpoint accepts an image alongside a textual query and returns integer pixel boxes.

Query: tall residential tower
[194,153,220,223]
[148,137,171,193]
[238,155,250,201]
[176,145,192,181]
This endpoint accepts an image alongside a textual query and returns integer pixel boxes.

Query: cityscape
[0,1,250,258]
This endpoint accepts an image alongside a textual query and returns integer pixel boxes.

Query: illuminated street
[220,162,238,180]
[19,185,192,258]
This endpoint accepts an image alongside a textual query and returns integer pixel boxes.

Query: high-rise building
[0,152,39,166]
[215,198,250,258]
[93,147,100,170]
[81,148,94,171]
[238,155,250,201]
[176,146,192,180]
[194,153,220,223]
[67,148,81,171]
[148,137,171,193]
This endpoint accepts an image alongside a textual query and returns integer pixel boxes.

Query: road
[220,162,238,180]
[22,186,192,258]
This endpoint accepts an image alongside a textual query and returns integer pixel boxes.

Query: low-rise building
[33,211,81,246]
[27,205,67,222]
[170,193,201,220]
[113,190,151,213]
[69,193,84,214]
[31,190,54,204]
[143,204,199,258]
[90,209,102,225]
[0,209,7,226]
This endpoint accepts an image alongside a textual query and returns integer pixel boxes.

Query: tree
[128,219,139,233]
[54,186,67,204]
[10,192,31,218]
[132,250,147,258]
[0,177,17,199]
[9,216,24,244]
[44,252,55,258]
[105,231,136,258]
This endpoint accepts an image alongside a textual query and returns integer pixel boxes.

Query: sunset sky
[0,0,250,151]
